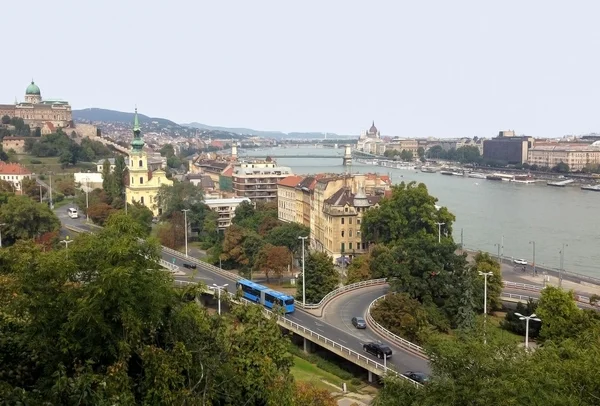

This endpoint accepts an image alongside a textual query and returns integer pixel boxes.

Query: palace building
[0,80,73,130]
[125,109,172,216]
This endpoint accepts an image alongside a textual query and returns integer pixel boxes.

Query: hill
[184,122,347,139]
[73,108,179,127]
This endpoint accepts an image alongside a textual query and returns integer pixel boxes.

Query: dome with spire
[353,185,371,208]
[368,120,378,135]
[25,81,41,95]
[130,108,145,153]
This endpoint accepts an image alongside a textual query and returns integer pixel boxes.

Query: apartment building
[203,197,251,229]
[386,138,419,155]
[232,160,293,203]
[528,142,600,171]
[277,175,305,223]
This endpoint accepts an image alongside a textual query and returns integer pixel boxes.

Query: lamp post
[559,243,568,288]
[529,241,536,276]
[298,236,308,307]
[212,283,228,315]
[49,172,53,209]
[60,236,73,259]
[494,243,501,263]
[501,235,504,263]
[0,223,5,248]
[84,177,90,223]
[479,271,493,344]
[514,313,541,350]
[182,209,190,257]
[38,185,43,203]
[434,222,445,243]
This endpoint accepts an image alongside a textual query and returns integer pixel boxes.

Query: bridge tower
[231,139,238,161]
[342,144,352,166]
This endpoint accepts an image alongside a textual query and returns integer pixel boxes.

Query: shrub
[30,159,42,164]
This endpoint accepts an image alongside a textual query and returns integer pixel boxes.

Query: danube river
[242,146,600,278]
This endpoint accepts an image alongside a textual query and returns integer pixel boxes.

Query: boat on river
[421,166,438,173]
[512,175,536,184]
[468,172,487,179]
[581,184,600,192]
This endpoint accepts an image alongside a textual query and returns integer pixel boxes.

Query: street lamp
[212,283,228,315]
[48,172,53,209]
[298,236,308,307]
[181,209,190,257]
[479,271,493,344]
[514,313,541,350]
[434,222,445,243]
[38,185,43,203]
[60,236,73,259]
[559,243,568,287]
[494,243,501,263]
[0,223,5,248]
[83,177,90,223]
[529,241,536,276]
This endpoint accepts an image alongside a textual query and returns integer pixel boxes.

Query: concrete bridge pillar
[343,144,352,166]
[368,371,374,383]
[303,337,315,354]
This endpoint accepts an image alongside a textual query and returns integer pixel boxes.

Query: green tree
[296,251,339,303]
[362,182,455,246]
[253,244,290,282]
[552,161,570,173]
[456,145,482,164]
[0,115,9,125]
[399,149,413,162]
[371,293,431,343]
[101,158,113,198]
[0,195,60,245]
[536,286,582,342]
[346,254,372,283]
[112,155,126,200]
[417,146,425,160]
[128,201,154,236]
[470,252,503,312]
[156,181,204,220]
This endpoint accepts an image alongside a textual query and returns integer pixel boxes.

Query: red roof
[0,163,31,175]
[278,175,305,188]
[221,165,233,177]
[45,122,55,132]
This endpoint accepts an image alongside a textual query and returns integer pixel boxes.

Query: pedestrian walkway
[518,272,600,297]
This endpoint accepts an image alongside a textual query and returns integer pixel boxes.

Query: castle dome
[368,121,378,135]
[26,81,41,95]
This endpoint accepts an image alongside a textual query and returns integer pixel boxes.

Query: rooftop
[0,163,32,175]
[278,175,305,188]
[324,187,382,207]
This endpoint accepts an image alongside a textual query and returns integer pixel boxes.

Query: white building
[74,172,103,192]
[0,163,31,192]
[357,121,385,155]
[203,197,252,229]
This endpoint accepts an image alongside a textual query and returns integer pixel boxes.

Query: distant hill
[184,122,346,139]
[73,108,179,128]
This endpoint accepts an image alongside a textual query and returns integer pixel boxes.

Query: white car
[513,259,528,265]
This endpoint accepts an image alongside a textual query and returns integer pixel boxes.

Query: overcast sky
[5,1,600,138]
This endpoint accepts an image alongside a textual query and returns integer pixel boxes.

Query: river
[241,146,600,278]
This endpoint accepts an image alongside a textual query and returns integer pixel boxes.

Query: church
[125,109,172,216]
[0,80,73,131]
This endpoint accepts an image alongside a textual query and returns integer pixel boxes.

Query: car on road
[513,258,528,265]
[351,316,367,329]
[403,371,430,384]
[363,342,392,359]
[183,263,197,269]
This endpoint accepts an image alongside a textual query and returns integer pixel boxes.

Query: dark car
[182,263,197,269]
[403,371,430,384]
[363,342,392,359]
[351,316,367,329]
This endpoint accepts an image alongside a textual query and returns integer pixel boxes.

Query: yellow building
[125,109,172,216]
[528,142,600,171]
[277,175,304,223]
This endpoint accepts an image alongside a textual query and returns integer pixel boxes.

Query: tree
[501,299,541,338]
[34,127,41,137]
[417,146,425,160]
[346,254,372,283]
[112,155,126,200]
[253,244,290,282]
[128,201,154,236]
[0,115,9,125]
[425,144,444,159]
[296,252,339,303]
[0,195,60,245]
[399,149,413,162]
[552,161,570,173]
[220,224,251,268]
[156,181,204,220]
[456,145,481,164]
[101,158,113,197]
[157,211,186,250]
[293,382,337,406]
[265,221,310,262]
[362,182,455,246]
[536,286,582,342]
[371,293,431,343]
[470,252,503,312]
[87,202,116,225]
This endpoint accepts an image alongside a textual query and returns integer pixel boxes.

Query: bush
[53,192,65,203]
[30,159,42,164]
[288,344,353,381]
[500,300,540,337]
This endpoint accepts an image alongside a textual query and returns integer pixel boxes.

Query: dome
[369,120,378,134]
[26,81,41,95]
[353,186,371,208]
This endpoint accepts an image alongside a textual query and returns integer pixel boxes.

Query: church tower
[125,108,172,215]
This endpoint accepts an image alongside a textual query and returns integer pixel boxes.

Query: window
[349,218,353,224]
[349,243,353,250]
[131,177,134,184]
[357,219,361,225]
[341,243,345,252]
[140,196,144,204]
[341,230,345,237]
[349,229,353,237]
[139,177,144,184]
[341,218,345,225]
[139,159,143,167]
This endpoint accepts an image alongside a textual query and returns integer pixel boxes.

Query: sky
[5,0,600,138]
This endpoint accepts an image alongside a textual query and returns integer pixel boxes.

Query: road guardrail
[296,278,388,310]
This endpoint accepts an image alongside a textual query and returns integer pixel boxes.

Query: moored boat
[468,172,487,179]
[581,184,600,192]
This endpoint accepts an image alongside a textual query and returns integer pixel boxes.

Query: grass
[291,356,354,392]
[15,154,95,178]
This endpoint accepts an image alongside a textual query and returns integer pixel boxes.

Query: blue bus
[236,279,295,314]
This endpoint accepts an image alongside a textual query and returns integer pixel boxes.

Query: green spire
[131,107,145,154]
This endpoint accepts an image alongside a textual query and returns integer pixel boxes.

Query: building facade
[277,175,305,223]
[0,81,72,130]
[483,131,532,164]
[204,197,251,229]
[232,160,293,203]
[124,109,172,216]
[527,142,600,171]
[357,121,385,155]
[0,162,31,192]
[386,138,419,155]
[1,137,27,154]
